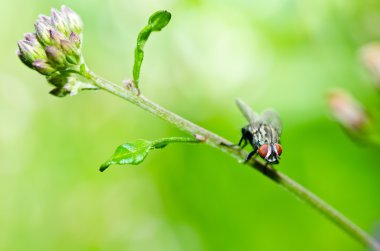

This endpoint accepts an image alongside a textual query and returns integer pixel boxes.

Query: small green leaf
[132,10,172,89]
[149,11,171,31]
[100,137,199,172]
[100,139,151,172]
[49,86,70,97]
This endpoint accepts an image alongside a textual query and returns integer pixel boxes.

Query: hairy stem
[87,70,380,250]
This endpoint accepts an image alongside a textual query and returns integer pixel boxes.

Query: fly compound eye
[258,144,269,159]
[275,143,282,156]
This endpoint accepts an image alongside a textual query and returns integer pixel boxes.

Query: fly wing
[236,99,260,126]
[260,109,282,135]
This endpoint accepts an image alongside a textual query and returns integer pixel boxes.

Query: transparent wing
[260,109,282,135]
[236,99,260,125]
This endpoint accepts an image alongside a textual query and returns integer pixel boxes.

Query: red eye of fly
[275,143,282,156]
[258,144,269,159]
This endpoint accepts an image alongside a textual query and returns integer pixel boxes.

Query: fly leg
[220,127,250,148]
[232,127,250,148]
[244,148,257,163]
[238,128,249,148]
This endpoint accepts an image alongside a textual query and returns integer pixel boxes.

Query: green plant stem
[87,70,380,251]
[152,137,200,147]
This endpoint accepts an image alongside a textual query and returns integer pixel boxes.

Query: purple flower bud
[17,40,46,64]
[60,39,80,64]
[18,5,85,76]
[51,8,69,35]
[49,29,66,46]
[328,90,369,131]
[38,15,52,25]
[61,5,83,34]
[45,46,66,66]
[35,20,54,46]
[69,32,81,48]
[32,59,56,75]
[60,39,76,54]
[16,49,33,68]
[360,43,380,90]
[24,33,42,48]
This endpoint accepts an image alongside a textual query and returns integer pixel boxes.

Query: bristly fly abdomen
[236,99,283,164]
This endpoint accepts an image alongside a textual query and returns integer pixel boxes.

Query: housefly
[236,99,282,164]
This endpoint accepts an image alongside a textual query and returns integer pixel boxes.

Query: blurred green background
[1,0,380,250]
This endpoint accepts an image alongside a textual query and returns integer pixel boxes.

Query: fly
[236,99,283,164]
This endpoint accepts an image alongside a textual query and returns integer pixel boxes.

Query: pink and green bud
[18,6,86,81]
[60,39,80,64]
[360,43,380,90]
[45,46,66,66]
[61,5,83,34]
[38,15,52,25]
[60,39,77,55]
[24,33,42,48]
[16,49,33,68]
[51,8,69,35]
[17,40,46,64]
[49,29,66,46]
[35,19,53,46]
[69,32,81,48]
[32,59,56,75]
[328,90,369,131]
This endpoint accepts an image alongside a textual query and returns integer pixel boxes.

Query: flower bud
[51,8,69,35]
[38,15,52,25]
[328,90,369,131]
[61,5,83,34]
[17,40,46,65]
[360,43,380,90]
[45,46,66,66]
[49,29,66,46]
[60,39,77,55]
[60,39,80,64]
[16,49,33,68]
[24,33,41,48]
[69,32,81,48]
[35,19,53,46]
[32,59,56,75]
[18,5,88,93]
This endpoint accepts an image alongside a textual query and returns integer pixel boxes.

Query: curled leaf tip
[132,10,172,88]
[149,10,171,31]
[99,163,110,172]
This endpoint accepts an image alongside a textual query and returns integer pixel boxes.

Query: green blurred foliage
[1,0,380,250]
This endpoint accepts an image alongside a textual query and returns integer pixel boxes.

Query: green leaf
[49,86,70,97]
[149,11,171,31]
[132,10,172,89]
[100,137,199,172]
